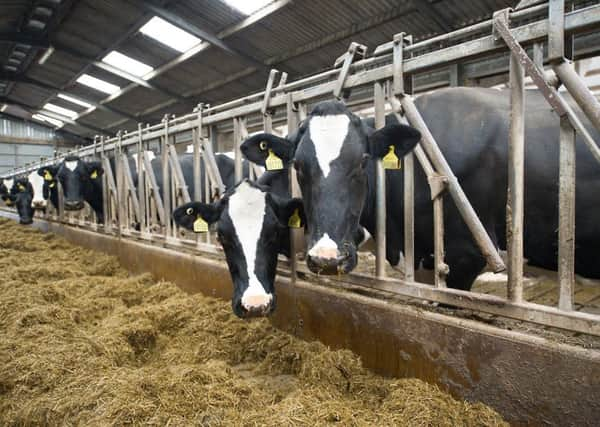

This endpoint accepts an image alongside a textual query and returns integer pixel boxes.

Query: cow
[6,177,34,225]
[240,88,600,291]
[172,178,304,318]
[0,177,15,206]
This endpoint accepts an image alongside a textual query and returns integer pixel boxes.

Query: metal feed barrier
[4,0,600,337]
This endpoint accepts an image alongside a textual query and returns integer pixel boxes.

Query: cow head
[241,100,420,275]
[55,156,103,211]
[173,180,305,318]
[37,165,59,209]
[0,177,15,206]
[10,178,34,224]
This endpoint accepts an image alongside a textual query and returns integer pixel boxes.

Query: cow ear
[268,194,305,229]
[173,201,224,233]
[368,124,421,167]
[87,161,104,180]
[38,166,57,181]
[240,133,295,171]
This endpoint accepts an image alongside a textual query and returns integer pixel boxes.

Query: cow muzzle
[32,200,47,209]
[236,290,274,318]
[64,200,84,210]
[307,234,355,275]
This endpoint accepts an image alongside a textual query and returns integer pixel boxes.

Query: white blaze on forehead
[228,181,273,309]
[308,233,339,260]
[309,114,350,178]
[65,160,78,171]
[28,171,45,204]
[4,178,14,190]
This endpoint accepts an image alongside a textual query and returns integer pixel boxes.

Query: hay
[0,218,507,426]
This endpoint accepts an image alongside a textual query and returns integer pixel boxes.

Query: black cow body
[242,87,600,291]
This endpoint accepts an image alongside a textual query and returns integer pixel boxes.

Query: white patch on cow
[28,171,46,206]
[358,226,372,249]
[4,178,13,191]
[228,181,273,310]
[185,145,194,153]
[309,114,350,178]
[65,160,78,171]
[220,151,235,160]
[308,233,339,260]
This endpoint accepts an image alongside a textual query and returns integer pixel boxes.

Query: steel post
[374,81,387,279]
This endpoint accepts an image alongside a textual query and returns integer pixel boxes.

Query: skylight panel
[76,74,120,95]
[43,103,78,119]
[57,93,93,109]
[33,113,64,128]
[139,16,202,53]
[224,0,273,15]
[102,51,154,77]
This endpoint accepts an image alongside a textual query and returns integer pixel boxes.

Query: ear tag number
[43,170,53,181]
[265,149,283,171]
[90,170,98,179]
[382,145,401,170]
[193,216,208,233]
[288,208,302,228]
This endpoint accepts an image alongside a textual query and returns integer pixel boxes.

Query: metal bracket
[261,69,280,115]
[428,174,449,200]
[492,8,511,43]
[333,42,367,99]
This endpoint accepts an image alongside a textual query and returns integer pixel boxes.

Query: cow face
[173,181,304,318]
[37,165,59,209]
[0,177,15,206]
[10,178,34,224]
[55,157,103,211]
[242,100,420,275]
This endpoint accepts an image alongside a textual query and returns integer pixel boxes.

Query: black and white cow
[0,176,15,206]
[241,88,600,290]
[6,177,34,224]
[173,178,303,318]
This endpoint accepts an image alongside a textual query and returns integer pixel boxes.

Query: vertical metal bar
[233,118,242,183]
[392,33,404,96]
[286,93,301,282]
[548,0,565,62]
[374,81,387,279]
[507,51,525,303]
[403,151,415,282]
[162,115,171,239]
[137,124,146,234]
[116,132,123,236]
[203,155,211,245]
[193,106,202,201]
[533,42,544,69]
[558,116,576,311]
[432,181,446,288]
[100,136,108,230]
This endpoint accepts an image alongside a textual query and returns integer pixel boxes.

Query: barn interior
[1,0,600,425]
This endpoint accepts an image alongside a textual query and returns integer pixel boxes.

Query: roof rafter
[0,33,49,48]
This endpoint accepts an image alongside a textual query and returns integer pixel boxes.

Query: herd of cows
[1,87,599,318]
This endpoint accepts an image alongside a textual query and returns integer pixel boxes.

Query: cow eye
[259,141,268,151]
[186,207,194,215]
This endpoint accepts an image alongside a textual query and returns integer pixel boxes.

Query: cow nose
[64,200,84,210]
[239,289,273,317]
[20,218,33,225]
[307,233,350,275]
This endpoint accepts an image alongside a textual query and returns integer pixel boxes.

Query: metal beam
[0,33,49,48]
[132,0,270,71]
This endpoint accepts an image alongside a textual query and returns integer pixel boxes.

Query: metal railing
[3,0,600,336]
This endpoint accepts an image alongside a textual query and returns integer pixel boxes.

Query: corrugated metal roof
[0,0,549,140]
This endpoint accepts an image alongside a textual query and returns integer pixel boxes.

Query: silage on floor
[0,218,506,426]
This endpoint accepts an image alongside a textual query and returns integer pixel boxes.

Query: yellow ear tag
[90,170,98,179]
[265,149,283,171]
[43,170,53,181]
[17,184,25,192]
[193,216,208,233]
[382,145,401,170]
[288,208,302,228]
[49,182,56,188]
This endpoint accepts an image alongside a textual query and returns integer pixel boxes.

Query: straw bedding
[0,218,506,426]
